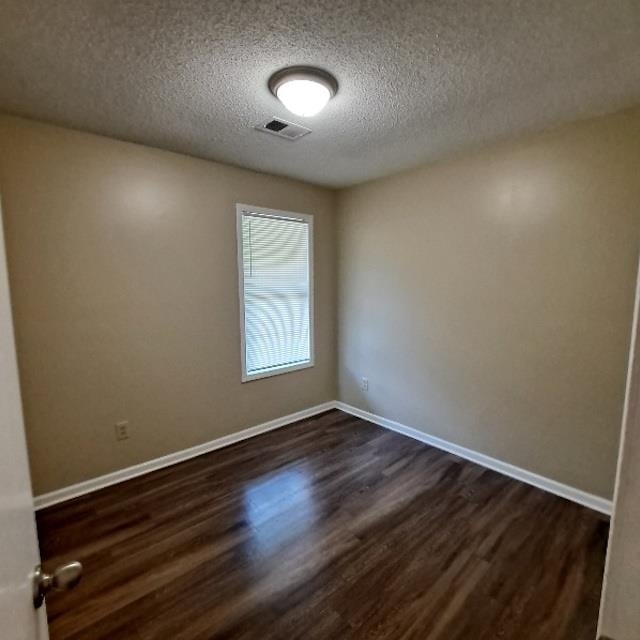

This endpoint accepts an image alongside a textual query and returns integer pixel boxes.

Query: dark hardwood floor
[37,410,608,640]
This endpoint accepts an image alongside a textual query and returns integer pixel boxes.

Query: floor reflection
[243,464,317,558]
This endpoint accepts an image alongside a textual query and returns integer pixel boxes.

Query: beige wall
[0,115,337,495]
[337,109,640,498]
[599,260,640,640]
[1,108,639,500]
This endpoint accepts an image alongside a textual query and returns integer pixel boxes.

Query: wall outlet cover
[115,420,129,441]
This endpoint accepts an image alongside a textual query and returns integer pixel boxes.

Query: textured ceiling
[1,1,639,187]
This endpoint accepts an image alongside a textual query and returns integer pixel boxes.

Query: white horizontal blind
[238,208,312,379]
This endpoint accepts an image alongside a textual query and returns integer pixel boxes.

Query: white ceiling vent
[255,117,311,141]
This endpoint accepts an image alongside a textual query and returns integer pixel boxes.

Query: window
[236,204,314,381]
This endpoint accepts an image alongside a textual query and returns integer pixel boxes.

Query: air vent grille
[256,117,311,141]
[265,119,288,132]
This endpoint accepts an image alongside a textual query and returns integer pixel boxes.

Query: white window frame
[236,203,315,382]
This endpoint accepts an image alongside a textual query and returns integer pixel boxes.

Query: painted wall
[2,108,639,501]
[337,109,640,499]
[0,115,337,495]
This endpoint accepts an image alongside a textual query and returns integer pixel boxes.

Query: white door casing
[598,257,640,640]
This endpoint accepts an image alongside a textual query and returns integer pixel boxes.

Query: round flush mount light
[269,66,338,118]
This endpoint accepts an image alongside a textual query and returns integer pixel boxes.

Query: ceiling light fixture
[269,66,338,118]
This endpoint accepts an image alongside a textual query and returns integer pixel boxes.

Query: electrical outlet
[115,420,130,441]
[361,377,369,392]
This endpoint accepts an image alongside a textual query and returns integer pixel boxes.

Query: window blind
[239,210,312,379]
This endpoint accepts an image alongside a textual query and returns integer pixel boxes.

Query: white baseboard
[35,399,613,516]
[335,401,613,516]
[33,401,335,510]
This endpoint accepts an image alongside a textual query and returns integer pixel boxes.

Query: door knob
[32,561,83,608]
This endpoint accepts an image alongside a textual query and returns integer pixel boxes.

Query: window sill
[242,361,314,383]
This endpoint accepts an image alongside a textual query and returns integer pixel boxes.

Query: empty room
[1,2,640,639]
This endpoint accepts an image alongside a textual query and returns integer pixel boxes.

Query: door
[598,258,640,640]
[0,201,49,639]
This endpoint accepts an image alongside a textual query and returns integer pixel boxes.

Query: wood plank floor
[37,410,609,640]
